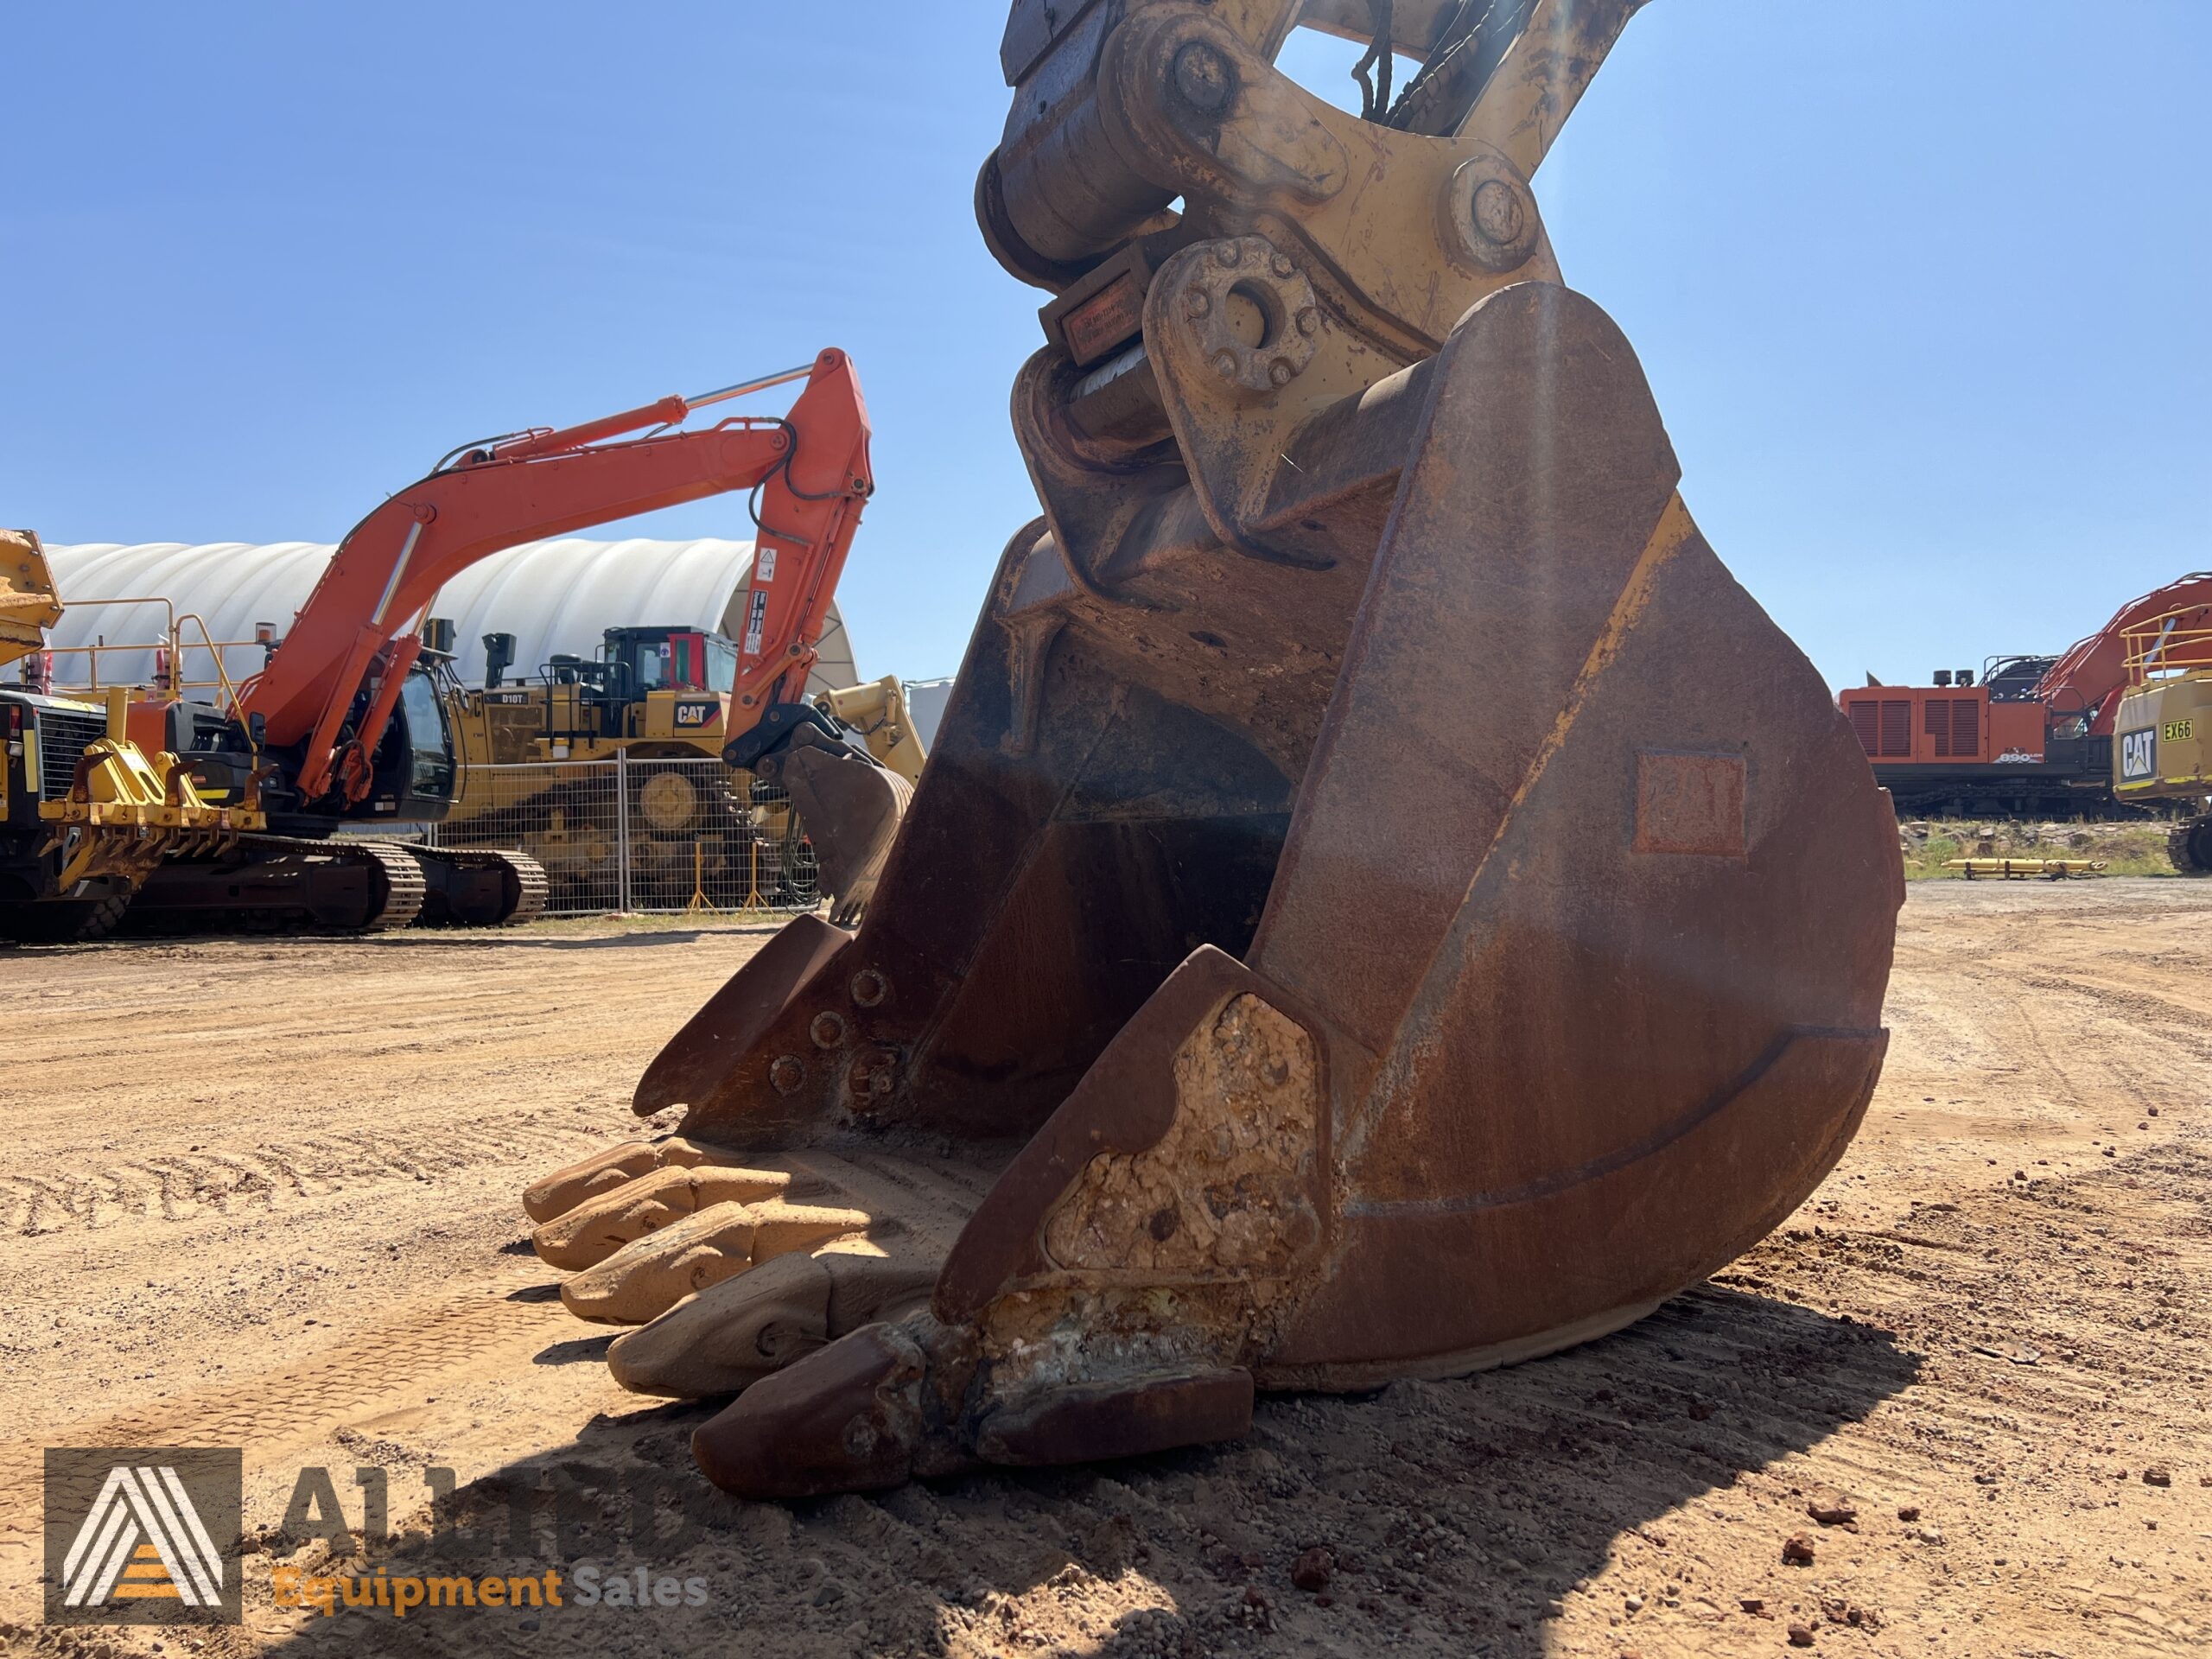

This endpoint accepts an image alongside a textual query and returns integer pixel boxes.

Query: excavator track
[0,891,134,944]
[437,768,795,912]
[2167,817,2212,874]
[355,840,429,929]
[404,842,549,926]
[125,833,426,935]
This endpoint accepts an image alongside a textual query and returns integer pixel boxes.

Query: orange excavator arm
[2033,571,2212,734]
[237,347,872,807]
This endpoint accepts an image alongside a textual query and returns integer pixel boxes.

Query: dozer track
[442,765,822,914]
[125,833,427,934]
[524,0,1904,1500]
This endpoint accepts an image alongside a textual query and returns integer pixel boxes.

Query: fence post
[615,751,632,912]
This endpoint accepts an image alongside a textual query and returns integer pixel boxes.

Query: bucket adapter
[524,0,1901,1498]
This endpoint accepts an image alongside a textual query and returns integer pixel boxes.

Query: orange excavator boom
[2031,571,2212,734]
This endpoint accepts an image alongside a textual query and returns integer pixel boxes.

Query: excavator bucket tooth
[521,1136,721,1224]
[606,1247,943,1400]
[521,1142,990,1395]
[556,277,1899,1499]
[529,1164,803,1271]
[559,1198,875,1325]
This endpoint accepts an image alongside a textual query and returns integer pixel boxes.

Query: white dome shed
[41,537,859,697]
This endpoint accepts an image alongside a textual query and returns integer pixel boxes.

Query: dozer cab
[524,0,1902,1498]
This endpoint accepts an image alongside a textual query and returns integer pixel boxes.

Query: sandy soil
[0,882,2207,1658]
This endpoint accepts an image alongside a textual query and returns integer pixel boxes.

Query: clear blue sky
[5,4,2205,689]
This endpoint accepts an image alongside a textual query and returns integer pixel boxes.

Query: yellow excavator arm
[812,674,925,785]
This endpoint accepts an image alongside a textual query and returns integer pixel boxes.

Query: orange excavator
[1839,572,2212,817]
[99,349,880,932]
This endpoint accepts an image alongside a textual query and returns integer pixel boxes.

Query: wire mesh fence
[428,755,822,917]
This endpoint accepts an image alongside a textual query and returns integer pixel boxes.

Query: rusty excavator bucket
[524,0,1901,1498]
[754,727,913,928]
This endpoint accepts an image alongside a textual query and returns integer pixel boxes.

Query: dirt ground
[1,881,2207,1659]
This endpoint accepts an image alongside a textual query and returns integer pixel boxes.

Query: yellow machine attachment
[524,0,1902,1499]
[813,676,925,782]
[0,531,264,940]
[37,688,267,891]
[1943,857,2104,880]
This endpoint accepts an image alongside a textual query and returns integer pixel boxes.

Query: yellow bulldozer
[439,620,924,919]
[522,0,1903,1499]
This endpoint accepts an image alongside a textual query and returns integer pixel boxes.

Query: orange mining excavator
[1838,572,2212,818]
[111,349,879,932]
[523,0,1903,1498]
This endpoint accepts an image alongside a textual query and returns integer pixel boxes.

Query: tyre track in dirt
[0,922,772,1633]
[8,887,2212,1657]
[0,1125,584,1236]
[0,1282,580,1585]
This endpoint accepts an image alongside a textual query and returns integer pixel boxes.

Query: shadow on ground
[380,925,787,953]
[235,1281,1916,1658]
[83,923,785,952]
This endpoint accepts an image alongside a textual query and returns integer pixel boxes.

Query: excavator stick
[528,0,1902,1498]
